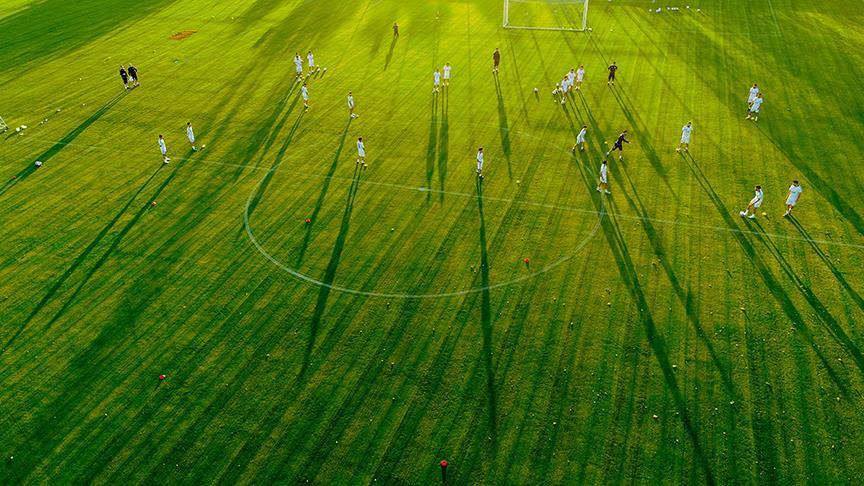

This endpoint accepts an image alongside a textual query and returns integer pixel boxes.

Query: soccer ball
[34,161,42,167]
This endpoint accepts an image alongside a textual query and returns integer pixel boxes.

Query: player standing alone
[158,134,169,163]
[356,137,367,169]
[784,180,803,217]
[572,125,587,152]
[492,48,501,73]
[677,122,693,152]
[476,148,484,178]
[348,91,358,119]
[606,130,629,160]
[596,160,610,194]
[739,185,764,219]
[393,22,399,37]
[607,61,618,86]
[301,83,310,111]
[186,122,197,151]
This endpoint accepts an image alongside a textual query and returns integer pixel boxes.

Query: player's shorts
[443,73,450,79]
[600,175,607,184]
[188,135,195,143]
[608,72,615,80]
[613,142,623,151]
[358,150,365,157]
[750,107,760,113]
[577,76,584,83]
[577,136,586,144]
[786,197,798,206]
[681,136,691,144]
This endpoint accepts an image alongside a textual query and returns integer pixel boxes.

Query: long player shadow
[682,152,853,395]
[298,165,363,379]
[17,153,193,344]
[0,164,162,355]
[383,35,398,71]
[493,75,513,180]
[594,193,717,485]
[788,217,864,313]
[244,111,306,226]
[614,157,737,394]
[475,177,498,445]
[295,119,353,267]
[424,93,438,200]
[438,89,449,202]
[609,87,678,200]
[0,91,127,198]
[751,219,864,376]
[567,136,716,484]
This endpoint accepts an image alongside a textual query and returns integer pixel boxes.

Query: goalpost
[0,115,7,132]
[503,0,589,32]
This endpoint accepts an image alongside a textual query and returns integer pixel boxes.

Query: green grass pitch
[2,0,864,483]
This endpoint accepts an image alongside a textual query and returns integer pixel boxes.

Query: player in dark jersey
[607,61,618,85]
[127,64,139,87]
[606,130,629,159]
[119,66,129,89]
[493,48,501,73]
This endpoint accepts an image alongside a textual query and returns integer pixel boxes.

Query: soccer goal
[0,115,8,132]
[503,0,588,32]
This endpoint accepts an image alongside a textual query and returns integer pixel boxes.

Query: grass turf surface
[2,0,864,483]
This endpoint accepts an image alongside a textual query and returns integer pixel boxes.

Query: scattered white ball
[35,161,43,167]
[533,87,538,93]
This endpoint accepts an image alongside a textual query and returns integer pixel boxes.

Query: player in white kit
[784,180,803,217]
[746,93,764,121]
[294,53,303,78]
[301,83,310,111]
[575,65,585,90]
[348,92,358,118]
[356,137,367,168]
[433,69,441,93]
[443,63,451,87]
[596,159,610,194]
[307,51,315,69]
[572,125,587,152]
[186,122,197,151]
[476,147,484,178]
[676,122,693,152]
[740,185,764,219]
[747,83,760,107]
[158,134,169,163]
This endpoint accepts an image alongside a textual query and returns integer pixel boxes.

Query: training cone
[524,258,530,264]
[305,218,311,224]
[158,374,166,381]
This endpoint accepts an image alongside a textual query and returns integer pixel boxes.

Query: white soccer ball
[35,161,42,167]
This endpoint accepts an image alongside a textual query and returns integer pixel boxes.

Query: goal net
[503,0,588,32]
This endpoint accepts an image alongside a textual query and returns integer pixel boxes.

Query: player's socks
[748,214,756,219]
[596,187,601,192]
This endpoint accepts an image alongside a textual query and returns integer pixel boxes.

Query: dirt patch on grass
[169,30,197,41]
